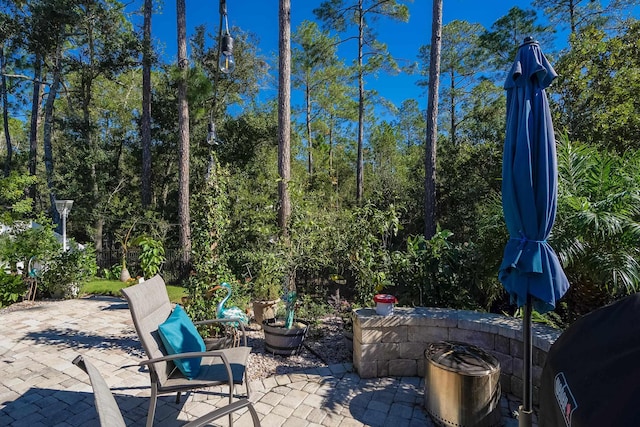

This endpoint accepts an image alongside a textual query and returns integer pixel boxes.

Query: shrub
[0,218,59,273]
[391,230,504,311]
[136,236,166,278]
[40,247,98,299]
[339,203,399,305]
[552,136,640,322]
[102,264,123,281]
[0,272,27,307]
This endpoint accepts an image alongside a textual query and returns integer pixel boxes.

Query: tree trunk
[43,45,62,226]
[141,0,152,207]
[356,0,364,203]
[177,0,192,273]
[83,26,103,251]
[94,216,104,253]
[29,52,43,204]
[278,0,292,233]
[569,0,576,34]
[161,158,172,210]
[86,86,104,251]
[306,80,312,175]
[329,113,334,173]
[1,44,12,177]
[450,68,456,146]
[424,0,442,240]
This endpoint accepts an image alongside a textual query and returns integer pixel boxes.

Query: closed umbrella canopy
[499,37,570,426]
[499,38,569,314]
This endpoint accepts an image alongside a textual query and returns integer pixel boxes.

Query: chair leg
[247,402,260,427]
[228,385,234,427]
[146,385,158,427]
[175,391,182,404]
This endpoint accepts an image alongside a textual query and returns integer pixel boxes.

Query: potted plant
[260,243,310,356]
[251,254,283,326]
[262,276,309,356]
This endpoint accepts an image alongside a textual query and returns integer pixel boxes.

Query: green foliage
[189,153,231,283]
[460,80,506,146]
[478,6,552,70]
[392,231,468,308]
[81,279,126,297]
[339,203,400,305]
[552,22,640,152]
[40,247,98,299]
[314,0,409,34]
[288,201,341,287]
[0,218,60,273]
[183,270,224,331]
[114,218,139,270]
[437,138,503,244]
[183,158,253,333]
[136,236,165,278]
[4,3,638,326]
[418,19,487,145]
[552,135,640,320]
[0,172,36,224]
[0,272,27,307]
[251,251,286,301]
[512,305,565,330]
[102,264,122,281]
[533,0,635,35]
[292,293,330,329]
[327,290,355,332]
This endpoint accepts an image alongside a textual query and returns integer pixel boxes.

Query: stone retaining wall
[353,307,561,404]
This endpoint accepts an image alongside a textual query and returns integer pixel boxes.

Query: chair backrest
[121,275,174,384]
[73,355,126,427]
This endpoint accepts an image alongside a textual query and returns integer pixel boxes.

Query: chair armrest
[138,350,230,366]
[194,318,248,347]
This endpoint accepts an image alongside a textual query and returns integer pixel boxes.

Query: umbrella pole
[519,294,533,427]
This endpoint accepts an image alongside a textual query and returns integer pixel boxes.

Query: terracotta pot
[252,299,279,327]
[120,266,131,282]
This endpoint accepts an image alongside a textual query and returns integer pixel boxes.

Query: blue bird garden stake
[209,282,249,327]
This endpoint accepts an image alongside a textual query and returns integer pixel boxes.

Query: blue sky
[145,1,549,114]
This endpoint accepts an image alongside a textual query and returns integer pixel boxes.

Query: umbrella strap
[509,233,547,267]
[512,232,547,248]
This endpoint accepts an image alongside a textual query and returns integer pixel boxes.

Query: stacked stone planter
[353,307,561,405]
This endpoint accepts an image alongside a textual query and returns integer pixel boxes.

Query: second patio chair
[73,355,260,427]
[121,275,252,427]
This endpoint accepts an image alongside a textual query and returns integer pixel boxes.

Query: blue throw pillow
[157,305,206,379]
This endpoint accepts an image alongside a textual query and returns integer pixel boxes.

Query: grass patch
[82,278,186,304]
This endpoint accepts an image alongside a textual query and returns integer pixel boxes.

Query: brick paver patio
[0,296,520,426]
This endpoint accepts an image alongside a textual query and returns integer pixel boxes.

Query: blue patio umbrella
[499,37,570,427]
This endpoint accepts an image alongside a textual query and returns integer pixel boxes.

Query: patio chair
[72,355,260,427]
[121,275,252,427]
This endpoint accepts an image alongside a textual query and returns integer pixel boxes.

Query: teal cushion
[157,305,206,379]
